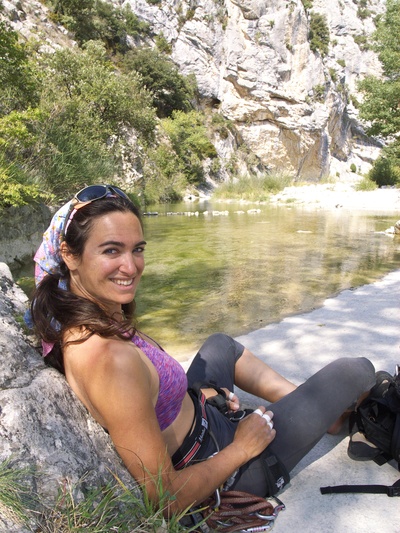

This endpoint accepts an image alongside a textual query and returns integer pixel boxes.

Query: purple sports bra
[132,334,188,431]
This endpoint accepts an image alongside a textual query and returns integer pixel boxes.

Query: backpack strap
[320,478,400,497]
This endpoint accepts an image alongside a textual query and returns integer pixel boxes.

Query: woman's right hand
[231,407,276,462]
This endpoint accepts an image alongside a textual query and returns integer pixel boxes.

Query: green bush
[350,163,357,173]
[0,161,44,209]
[160,110,217,184]
[309,12,330,56]
[368,156,400,187]
[0,21,39,116]
[121,48,196,118]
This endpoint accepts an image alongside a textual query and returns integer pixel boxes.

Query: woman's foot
[327,389,372,435]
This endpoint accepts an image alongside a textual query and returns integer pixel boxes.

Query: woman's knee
[200,333,244,362]
[186,333,244,389]
[331,356,375,390]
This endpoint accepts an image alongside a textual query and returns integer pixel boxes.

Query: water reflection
[135,203,400,358]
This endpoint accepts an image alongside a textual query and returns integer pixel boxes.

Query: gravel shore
[270,182,400,212]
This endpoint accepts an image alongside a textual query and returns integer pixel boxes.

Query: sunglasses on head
[73,184,129,204]
[62,184,130,239]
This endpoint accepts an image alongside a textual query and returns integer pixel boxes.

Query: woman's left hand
[221,387,240,412]
[200,387,240,412]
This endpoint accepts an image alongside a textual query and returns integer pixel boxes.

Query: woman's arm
[78,340,275,515]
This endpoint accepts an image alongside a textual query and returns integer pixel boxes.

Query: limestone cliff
[128,0,385,180]
[2,0,386,181]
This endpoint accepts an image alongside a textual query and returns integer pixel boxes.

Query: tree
[358,0,400,137]
[357,0,400,186]
[160,110,217,184]
[309,13,330,56]
[121,48,196,117]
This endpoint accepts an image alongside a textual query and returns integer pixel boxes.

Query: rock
[0,263,136,530]
[0,204,52,269]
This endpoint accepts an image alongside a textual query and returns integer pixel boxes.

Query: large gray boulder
[0,263,136,531]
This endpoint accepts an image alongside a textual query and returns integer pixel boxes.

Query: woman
[30,184,375,515]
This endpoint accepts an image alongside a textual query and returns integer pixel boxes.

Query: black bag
[349,369,400,468]
[320,370,400,498]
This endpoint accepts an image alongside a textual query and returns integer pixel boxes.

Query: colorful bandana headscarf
[34,200,73,288]
[26,201,73,356]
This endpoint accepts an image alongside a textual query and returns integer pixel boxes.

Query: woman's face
[65,211,146,317]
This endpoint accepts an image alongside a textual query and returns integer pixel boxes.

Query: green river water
[14,201,400,360]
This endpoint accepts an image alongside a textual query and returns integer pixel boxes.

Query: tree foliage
[160,111,217,184]
[0,2,220,205]
[121,48,196,118]
[358,0,400,186]
[0,21,39,116]
[309,12,330,56]
[47,0,150,52]
[358,0,400,138]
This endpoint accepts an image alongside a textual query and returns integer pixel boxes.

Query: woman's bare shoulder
[64,332,149,384]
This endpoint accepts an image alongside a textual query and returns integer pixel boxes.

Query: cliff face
[3,0,385,181]
[127,0,385,180]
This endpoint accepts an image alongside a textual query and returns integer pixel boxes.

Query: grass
[0,458,33,527]
[0,462,197,532]
[355,177,378,191]
[213,172,293,201]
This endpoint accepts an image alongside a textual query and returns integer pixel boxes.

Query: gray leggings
[186,333,376,496]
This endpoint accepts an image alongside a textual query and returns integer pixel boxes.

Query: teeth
[113,279,132,286]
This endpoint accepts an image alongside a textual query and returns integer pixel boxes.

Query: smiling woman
[29,183,376,519]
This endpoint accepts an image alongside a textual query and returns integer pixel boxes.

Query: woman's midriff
[162,392,195,456]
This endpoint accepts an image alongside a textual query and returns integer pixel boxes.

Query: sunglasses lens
[76,185,107,202]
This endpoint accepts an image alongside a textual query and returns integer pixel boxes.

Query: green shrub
[0,20,39,116]
[0,163,44,208]
[354,33,370,51]
[160,110,217,184]
[329,68,338,82]
[121,48,196,118]
[368,157,400,187]
[301,0,313,9]
[350,163,357,173]
[313,84,326,101]
[309,12,330,56]
[47,0,150,52]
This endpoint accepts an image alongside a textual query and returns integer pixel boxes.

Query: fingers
[225,390,239,411]
[253,407,274,430]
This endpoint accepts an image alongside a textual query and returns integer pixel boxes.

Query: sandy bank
[269,182,400,212]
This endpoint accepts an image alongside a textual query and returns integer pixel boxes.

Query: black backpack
[350,369,400,468]
[320,369,400,498]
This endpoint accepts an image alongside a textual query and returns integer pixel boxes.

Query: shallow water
[134,201,400,358]
[14,201,400,360]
